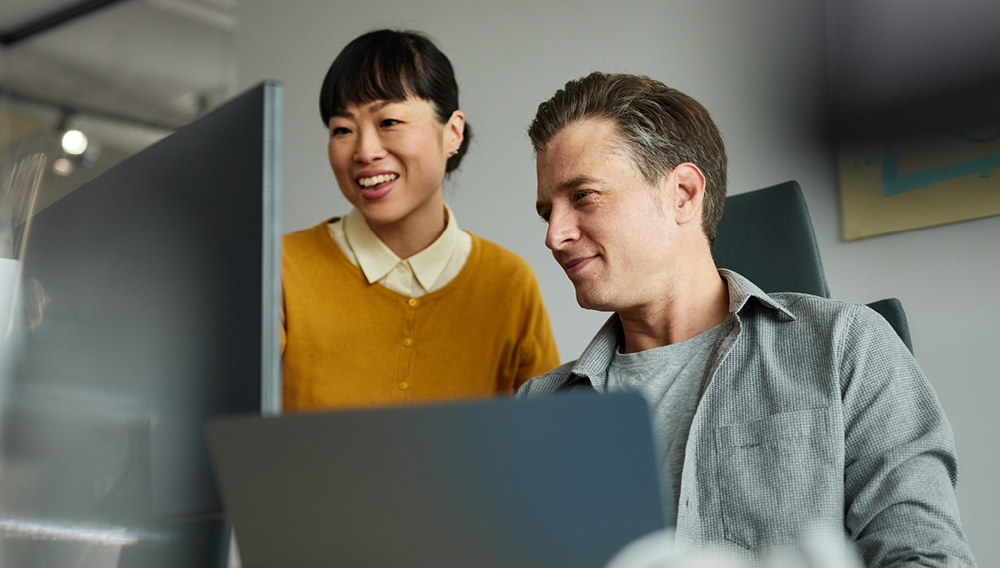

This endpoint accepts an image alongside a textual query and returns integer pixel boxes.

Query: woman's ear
[445,110,465,154]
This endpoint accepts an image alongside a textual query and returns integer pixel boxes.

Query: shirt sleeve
[839,305,976,567]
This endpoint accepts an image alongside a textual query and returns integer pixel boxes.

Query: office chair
[713,181,914,353]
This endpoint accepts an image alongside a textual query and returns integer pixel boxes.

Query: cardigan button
[399,382,409,390]
[402,338,413,347]
[407,298,418,307]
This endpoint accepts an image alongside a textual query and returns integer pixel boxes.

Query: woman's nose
[353,130,386,163]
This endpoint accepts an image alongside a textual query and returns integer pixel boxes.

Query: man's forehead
[537,119,626,185]
[543,118,620,156]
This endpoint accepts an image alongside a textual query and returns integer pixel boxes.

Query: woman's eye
[331,127,351,136]
[380,118,401,128]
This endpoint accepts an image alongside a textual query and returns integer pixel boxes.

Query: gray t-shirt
[606,324,722,519]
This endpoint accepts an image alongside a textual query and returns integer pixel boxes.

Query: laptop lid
[206,393,667,568]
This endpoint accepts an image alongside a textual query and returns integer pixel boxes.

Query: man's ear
[669,163,706,226]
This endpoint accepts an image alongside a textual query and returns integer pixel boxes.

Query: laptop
[206,393,669,568]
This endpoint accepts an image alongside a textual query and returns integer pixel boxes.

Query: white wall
[235,1,997,564]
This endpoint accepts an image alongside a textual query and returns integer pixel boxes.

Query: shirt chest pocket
[713,407,840,551]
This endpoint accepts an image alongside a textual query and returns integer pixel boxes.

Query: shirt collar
[568,314,622,391]
[718,269,796,321]
[343,204,462,290]
[568,269,795,387]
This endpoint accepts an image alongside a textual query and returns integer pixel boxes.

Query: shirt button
[407,298,418,307]
[402,338,413,347]
[399,382,409,390]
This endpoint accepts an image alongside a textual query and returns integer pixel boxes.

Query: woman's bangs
[335,50,419,111]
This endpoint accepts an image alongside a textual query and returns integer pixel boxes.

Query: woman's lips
[359,176,397,200]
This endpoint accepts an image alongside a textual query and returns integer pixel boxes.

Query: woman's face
[328,96,464,232]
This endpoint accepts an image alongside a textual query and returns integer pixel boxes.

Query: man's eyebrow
[559,175,601,190]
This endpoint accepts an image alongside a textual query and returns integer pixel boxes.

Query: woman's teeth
[357,174,399,187]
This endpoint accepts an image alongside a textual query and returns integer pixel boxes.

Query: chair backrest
[865,298,914,353]
[713,180,831,298]
[713,181,913,353]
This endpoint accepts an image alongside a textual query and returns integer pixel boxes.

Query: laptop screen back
[207,393,667,568]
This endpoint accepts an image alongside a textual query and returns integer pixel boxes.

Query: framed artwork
[837,131,1000,240]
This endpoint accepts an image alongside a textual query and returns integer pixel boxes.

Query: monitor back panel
[2,82,281,568]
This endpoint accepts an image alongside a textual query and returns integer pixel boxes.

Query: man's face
[535,118,680,313]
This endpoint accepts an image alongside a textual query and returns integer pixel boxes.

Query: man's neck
[617,256,730,354]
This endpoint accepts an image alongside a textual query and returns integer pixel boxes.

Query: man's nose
[353,130,386,163]
[544,208,580,251]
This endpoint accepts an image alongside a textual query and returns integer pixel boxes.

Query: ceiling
[0,0,239,208]
[1,0,238,129]
[1,0,89,36]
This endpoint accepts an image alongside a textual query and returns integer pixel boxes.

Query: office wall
[820,0,1000,564]
[235,1,997,564]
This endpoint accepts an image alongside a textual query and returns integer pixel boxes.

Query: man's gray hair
[528,72,728,247]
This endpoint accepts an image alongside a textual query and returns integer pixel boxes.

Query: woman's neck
[366,197,447,260]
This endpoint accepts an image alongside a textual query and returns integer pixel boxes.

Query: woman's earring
[449,148,459,156]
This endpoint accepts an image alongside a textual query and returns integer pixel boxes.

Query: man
[517,72,976,567]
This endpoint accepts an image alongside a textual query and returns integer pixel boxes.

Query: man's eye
[380,119,401,127]
[537,210,551,223]
[573,190,593,201]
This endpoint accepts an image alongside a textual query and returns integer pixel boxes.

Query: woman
[281,29,559,411]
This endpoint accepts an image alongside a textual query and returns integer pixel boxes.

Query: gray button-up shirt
[517,270,976,567]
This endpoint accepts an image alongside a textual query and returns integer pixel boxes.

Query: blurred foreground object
[828,0,1000,240]
[0,151,45,395]
[606,528,864,568]
[0,153,45,336]
[0,152,45,566]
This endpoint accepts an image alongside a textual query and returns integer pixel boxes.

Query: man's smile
[561,254,598,276]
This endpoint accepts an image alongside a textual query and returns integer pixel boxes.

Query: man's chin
[574,289,616,313]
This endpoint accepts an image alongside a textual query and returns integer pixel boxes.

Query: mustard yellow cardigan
[281,221,560,411]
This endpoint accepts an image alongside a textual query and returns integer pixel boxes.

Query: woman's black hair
[319,29,471,173]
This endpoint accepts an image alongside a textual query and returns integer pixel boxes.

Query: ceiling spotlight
[62,130,88,156]
[53,158,74,177]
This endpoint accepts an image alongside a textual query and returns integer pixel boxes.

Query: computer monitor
[0,82,281,567]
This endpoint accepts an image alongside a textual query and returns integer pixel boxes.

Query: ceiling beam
[1,0,132,46]
[0,87,177,132]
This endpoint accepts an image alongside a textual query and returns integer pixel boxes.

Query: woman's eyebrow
[333,100,394,118]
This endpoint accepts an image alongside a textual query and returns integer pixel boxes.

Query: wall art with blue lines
[838,130,1000,240]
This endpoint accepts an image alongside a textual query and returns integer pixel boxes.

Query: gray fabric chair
[714,180,830,298]
[713,181,913,353]
[864,298,913,354]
